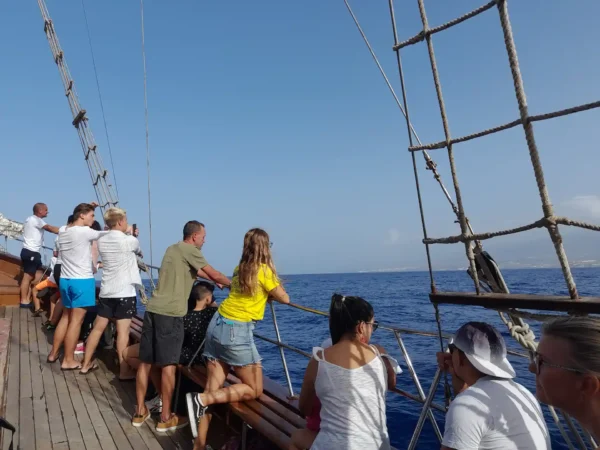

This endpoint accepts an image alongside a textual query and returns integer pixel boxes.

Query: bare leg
[199,363,263,406]
[290,429,318,450]
[31,269,44,311]
[115,319,132,378]
[48,308,71,361]
[50,299,64,325]
[122,343,140,376]
[135,362,152,415]
[19,272,33,306]
[160,365,177,422]
[61,307,87,369]
[48,292,58,319]
[195,360,229,449]
[80,316,109,372]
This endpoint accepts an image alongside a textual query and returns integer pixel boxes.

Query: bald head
[33,203,48,218]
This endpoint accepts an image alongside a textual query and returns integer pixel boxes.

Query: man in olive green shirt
[134,221,230,432]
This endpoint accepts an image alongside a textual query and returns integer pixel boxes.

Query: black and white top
[180,307,218,365]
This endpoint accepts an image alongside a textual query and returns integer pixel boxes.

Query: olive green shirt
[146,241,208,317]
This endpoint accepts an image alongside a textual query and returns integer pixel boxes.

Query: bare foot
[60,362,82,371]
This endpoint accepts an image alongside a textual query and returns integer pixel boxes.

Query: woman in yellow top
[186,228,290,444]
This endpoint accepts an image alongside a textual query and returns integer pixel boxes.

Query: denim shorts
[203,312,261,367]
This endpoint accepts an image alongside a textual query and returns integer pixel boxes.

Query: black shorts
[20,248,42,276]
[53,263,62,288]
[97,296,137,320]
[139,312,184,366]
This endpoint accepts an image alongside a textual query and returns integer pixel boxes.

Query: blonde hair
[103,207,127,229]
[234,228,278,296]
[543,316,600,376]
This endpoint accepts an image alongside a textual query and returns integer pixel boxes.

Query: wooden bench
[129,315,305,449]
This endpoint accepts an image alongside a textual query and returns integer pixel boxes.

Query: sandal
[61,365,82,371]
[32,309,43,317]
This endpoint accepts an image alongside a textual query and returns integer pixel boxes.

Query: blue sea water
[142,267,600,449]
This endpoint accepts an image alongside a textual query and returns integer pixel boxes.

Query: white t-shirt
[57,226,108,279]
[48,256,58,284]
[442,377,551,450]
[55,225,68,264]
[98,230,143,298]
[22,215,47,253]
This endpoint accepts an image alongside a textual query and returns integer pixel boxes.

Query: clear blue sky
[1,0,599,274]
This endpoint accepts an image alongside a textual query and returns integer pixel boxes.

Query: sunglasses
[529,351,581,375]
[448,343,458,353]
[366,321,379,332]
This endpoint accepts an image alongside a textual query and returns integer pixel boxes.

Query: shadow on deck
[1,305,225,450]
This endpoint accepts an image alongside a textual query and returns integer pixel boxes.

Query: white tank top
[310,345,391,450]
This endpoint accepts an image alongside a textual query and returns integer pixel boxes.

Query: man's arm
[43,224,60,234]
[198,265,231,287]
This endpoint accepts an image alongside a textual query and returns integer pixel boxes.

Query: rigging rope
[80,0,119,198]
[140,0,154,274]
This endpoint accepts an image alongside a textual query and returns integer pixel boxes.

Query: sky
[1,0,599,275]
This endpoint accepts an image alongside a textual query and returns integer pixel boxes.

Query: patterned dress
[180,307,218,365]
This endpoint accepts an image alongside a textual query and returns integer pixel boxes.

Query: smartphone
[132,223,137,235]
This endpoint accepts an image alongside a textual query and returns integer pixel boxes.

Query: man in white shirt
[80,207,143,377]
[48,202,108,370]
[437,322,551,450]
[19,202,59,313]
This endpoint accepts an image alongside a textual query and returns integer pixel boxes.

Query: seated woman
[530,316,600,443]
[290,337,331,450]
[297,294,397,450]
[121,281,218,411]
[186,228,290,447]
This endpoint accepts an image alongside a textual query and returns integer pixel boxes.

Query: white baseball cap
[452,322,515,379]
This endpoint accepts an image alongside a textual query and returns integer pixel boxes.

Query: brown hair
[72,203,95,221]
[183,221,204,240]
[543,316,600,376]
[104,207,127,229]
[33,203,47,214]
[234,228,278,296]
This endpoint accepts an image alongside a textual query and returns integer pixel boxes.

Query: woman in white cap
[530,316,600,443]
[437,321,550,450]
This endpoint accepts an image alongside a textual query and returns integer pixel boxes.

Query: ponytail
[329,293,374,344]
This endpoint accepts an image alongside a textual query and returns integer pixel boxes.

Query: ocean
[142,267,599,449]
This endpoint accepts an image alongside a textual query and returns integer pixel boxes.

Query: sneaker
[186,392,207,439]
[132,408,150,427]
[74,342,85,355]
[145,394,162,414]
[156,414,189,433]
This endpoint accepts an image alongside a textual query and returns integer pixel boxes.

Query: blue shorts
[59,278,97,309]
[203,312,261,367]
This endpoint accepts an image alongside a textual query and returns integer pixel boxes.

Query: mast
[37,0,118,214]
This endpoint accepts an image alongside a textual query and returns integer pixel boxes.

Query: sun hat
[452,322,516,379]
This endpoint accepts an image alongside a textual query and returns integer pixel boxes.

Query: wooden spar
[430,292,600,314]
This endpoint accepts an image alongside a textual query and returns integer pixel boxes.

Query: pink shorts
[306,397,321,431]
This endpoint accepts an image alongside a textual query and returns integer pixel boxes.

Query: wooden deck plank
[93,363,153,450]
[74,372,118,450]
[36,318,68,446]
[63,370,103,450]
[105,368,192,450]
[48,346,85,448]
[87,366,135,450]
[3,307,19,450]
[112,371,177,450]
[30,315,52,450]
[19,308,35,450]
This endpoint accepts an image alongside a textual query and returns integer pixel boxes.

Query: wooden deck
[1,306,200,450]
